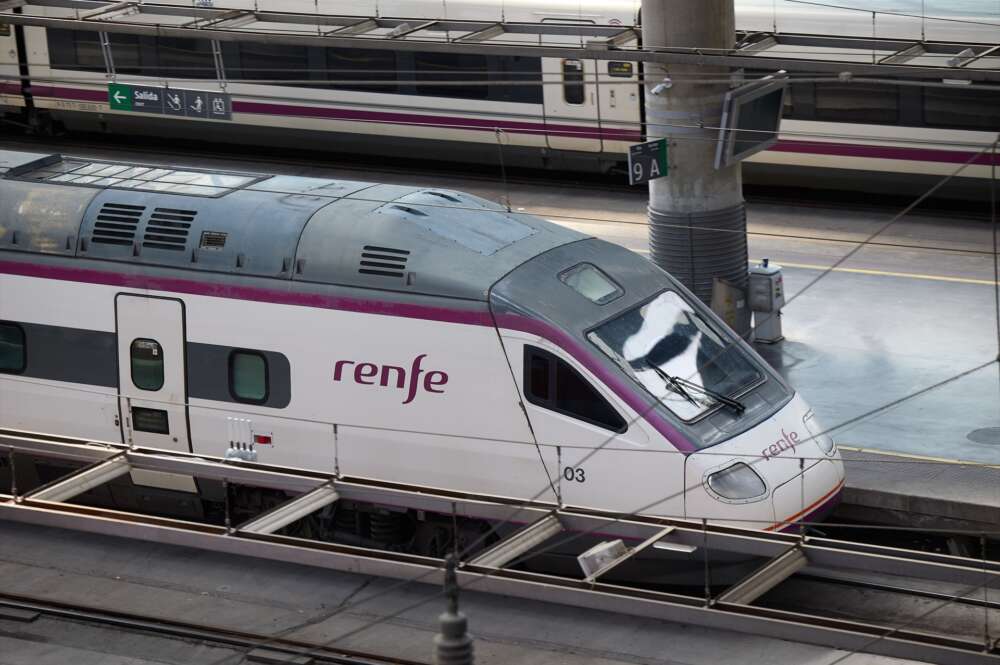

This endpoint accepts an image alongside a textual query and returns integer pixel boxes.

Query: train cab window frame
[523,346,627,433]
[130,338,165,392]
[229,350,269,404]
[562,59,586,105]
[0,322,26,374]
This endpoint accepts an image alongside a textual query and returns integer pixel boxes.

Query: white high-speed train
[0,149,845,547]
[0,0,997,195]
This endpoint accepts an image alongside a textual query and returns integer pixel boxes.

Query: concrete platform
[837,448,1000,533]
[0,521,923,665]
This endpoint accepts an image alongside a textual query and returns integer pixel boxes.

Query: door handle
[609,89,617,108]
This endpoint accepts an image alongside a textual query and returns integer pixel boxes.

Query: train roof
[0,150,586,301]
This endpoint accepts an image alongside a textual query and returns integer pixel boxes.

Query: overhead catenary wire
[7,7,1000,660]
[5,3,1000,660]
[193,144,1000,664]
[3,41,996,648]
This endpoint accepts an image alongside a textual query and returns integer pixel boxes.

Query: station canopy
[0,0,997,81]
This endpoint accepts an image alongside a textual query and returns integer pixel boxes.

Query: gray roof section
[0,150,586,300]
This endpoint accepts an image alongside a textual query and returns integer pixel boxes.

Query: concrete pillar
[642,0,749,319]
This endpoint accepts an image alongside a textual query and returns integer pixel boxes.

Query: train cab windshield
[587,290,764,421]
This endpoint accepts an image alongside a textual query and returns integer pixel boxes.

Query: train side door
[115,294,190,453]
[542,56,603,152]
[597,60,643,156]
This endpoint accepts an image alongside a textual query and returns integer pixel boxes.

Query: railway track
[0,591,426,665]
[1,428,999,665]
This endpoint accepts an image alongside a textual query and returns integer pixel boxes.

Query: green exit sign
[108,83,132,111]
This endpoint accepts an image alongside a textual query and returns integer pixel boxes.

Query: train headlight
[706,463,767,501]
[803,410,836,456]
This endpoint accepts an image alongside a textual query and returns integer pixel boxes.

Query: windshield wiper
[646,362,746,415]
[646,362,701,408]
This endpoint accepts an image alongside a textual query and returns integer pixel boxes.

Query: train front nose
[768,410,845,531]
[685,397,846,531]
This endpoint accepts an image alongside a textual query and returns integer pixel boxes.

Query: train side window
[489,55,543,104]
[562,59,585,105]
[815,82,898,124]
[924,87,1000,130]
[109,33,149,77]
[523,346,626,432]
[0,322,25,374]
[230,350,268,403]
[157,37,216,79]
[414,52,489,100]
[130,339,164,392]
[46,29,105,73]
[326,48,398,93]
[233,43,310,82]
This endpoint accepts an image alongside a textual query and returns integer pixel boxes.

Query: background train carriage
[1,0,999,195]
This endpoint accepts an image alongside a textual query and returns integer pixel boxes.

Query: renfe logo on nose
[761,429,801,460]
[333,354,448,405]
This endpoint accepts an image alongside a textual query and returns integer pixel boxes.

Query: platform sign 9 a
[628,138,668,186]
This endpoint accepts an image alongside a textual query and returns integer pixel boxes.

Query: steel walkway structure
[1,427,998,665]
[0,0,998,82]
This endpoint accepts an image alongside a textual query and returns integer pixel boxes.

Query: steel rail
[0,1,998,82]
[797,571,1000,611]
[0,591,426,665]
[1,429,999,664]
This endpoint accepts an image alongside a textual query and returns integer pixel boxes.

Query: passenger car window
[562,59,585,105]
[130,339,164,391]
[523,346,625,432]
[230,351,268,403]
[0,322,26,374]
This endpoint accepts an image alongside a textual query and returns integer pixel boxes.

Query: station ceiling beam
[1,0,998,82]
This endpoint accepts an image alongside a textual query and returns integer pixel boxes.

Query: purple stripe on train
[0,260,493,326]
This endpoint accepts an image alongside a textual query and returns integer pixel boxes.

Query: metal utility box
[749,260,785,343]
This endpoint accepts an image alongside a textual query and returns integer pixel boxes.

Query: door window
[0,322,25,374]
[524,346,625,432]
[229,350,268,403]
[562,59,585,105]
[130,338,164,391]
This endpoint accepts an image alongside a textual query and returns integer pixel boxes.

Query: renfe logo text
[334,354,448,404]
[761,429,801,460]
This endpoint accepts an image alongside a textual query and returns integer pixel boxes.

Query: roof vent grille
[143,208,196,251]
[92,203,144,246]
[359,245,409,278]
